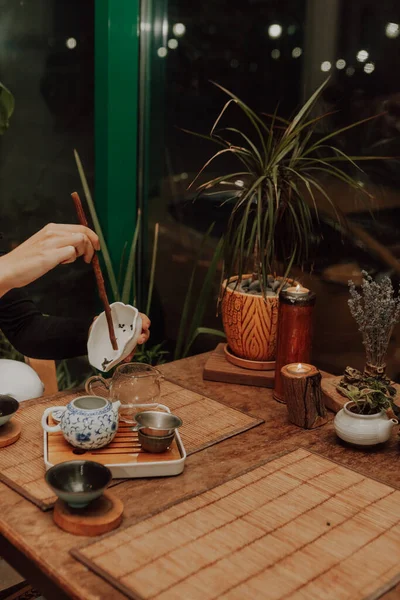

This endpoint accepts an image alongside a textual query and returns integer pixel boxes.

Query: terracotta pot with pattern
[221,275,283,362]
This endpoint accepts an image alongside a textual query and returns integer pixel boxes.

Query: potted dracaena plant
[186,79,381,365]
[334,272,400,446]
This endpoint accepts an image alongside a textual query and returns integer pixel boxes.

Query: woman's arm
[0,287,92,359]
[0,223,99,358]
[0,223,100,297]
[0,224,151,359]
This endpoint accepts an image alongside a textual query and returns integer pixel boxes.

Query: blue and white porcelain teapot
[41,396,121,450]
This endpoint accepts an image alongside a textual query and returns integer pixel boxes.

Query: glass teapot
[85,362,163,424]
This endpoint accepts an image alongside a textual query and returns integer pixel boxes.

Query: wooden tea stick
[71,191,118,351]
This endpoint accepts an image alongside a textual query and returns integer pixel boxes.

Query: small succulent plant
[337,366,399,416]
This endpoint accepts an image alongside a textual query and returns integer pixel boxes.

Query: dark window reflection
[148,0,400,376]
[0,0,95,323]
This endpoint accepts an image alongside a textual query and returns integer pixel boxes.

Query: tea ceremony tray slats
[44,408,187,479]
[72,449,400,600]
[0,381,262,510]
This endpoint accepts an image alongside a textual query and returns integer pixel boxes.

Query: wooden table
[1,352,400,600]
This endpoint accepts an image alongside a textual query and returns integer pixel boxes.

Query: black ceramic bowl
[45,460,112,508]
[0,395,19,427]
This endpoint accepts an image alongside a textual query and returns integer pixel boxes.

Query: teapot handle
[85,375,110,396]
[155,369,164,383]
[41,406,65,432]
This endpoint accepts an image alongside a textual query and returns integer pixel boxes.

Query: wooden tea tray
[73,449,400,600]
[0,380,262,510]
[44,404,186,479]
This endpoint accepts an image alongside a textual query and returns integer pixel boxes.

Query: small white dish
[87,302,142,372]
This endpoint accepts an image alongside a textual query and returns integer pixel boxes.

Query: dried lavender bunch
[348,271,400,368]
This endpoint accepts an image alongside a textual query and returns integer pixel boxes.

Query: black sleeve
[0,288,92,360]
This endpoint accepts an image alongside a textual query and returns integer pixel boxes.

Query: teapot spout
[378,417,398,442]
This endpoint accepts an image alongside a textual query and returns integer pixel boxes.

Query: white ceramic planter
[334,401,398,446]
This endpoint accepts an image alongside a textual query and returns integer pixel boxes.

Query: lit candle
[286,362,313,375]
[285,284,309,297]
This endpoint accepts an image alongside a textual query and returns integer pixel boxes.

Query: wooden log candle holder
[273,286,316,403]
[281,363,328,429]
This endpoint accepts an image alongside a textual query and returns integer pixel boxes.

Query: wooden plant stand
[321,376,400,413]
[203,344,275,388]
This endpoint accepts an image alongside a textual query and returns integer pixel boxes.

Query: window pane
[0,0,95,322]
[143,0,400,375]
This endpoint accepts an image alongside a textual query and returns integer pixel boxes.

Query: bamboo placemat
[0,381,262,510]
[73,449,400,600]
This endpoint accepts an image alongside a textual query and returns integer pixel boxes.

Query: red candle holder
[273,287,316,403]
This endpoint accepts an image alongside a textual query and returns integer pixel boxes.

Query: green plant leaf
[284,78,329,138]
[0,82,14,135]
[210,99,238,136]
[122,210,141,305]
[183,237,224,357]
[196,172,249,192]
[188,148,254,191]
[302,111,387,157]
[146,223,159,316]
[186,79,391,292]
[174,223,216,360]
[211,81,269,159]
[183,327,226,359]
[211,82,271,135]
[117,242,128,292]
[223,127,264,167]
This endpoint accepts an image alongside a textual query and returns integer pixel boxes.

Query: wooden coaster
[203,343,275,388]
[224,344,276,371]
[53,491,123,536]
[322,375,400,413]
[0,420,21,448]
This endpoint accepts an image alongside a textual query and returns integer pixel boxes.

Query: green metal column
[95,0,140,273]
[137,0,167,306]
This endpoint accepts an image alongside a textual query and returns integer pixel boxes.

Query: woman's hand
[122,313,151,363]
[137,313,151,345]
[0,223,100,296]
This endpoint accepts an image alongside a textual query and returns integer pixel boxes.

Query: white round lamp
[0,359,44,401]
